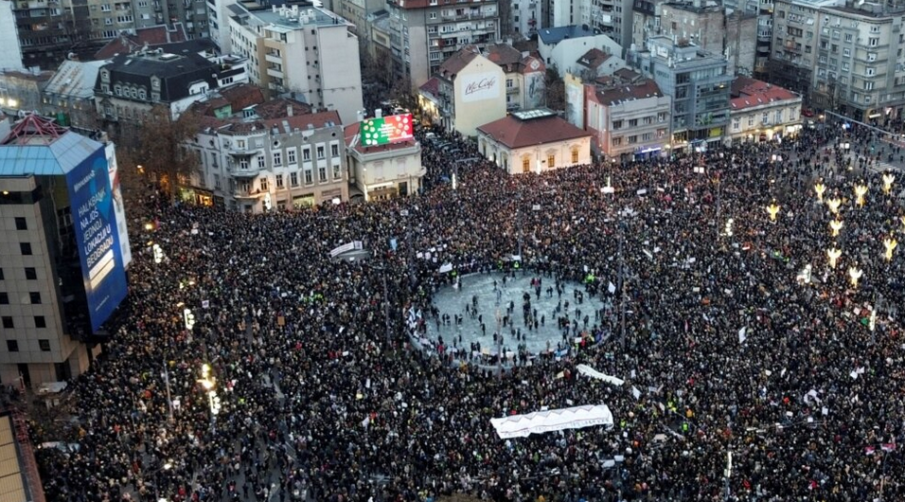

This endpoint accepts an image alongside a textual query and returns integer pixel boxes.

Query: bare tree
[544,67,566,111]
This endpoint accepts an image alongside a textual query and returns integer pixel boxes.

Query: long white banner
[490,404,614,439]
[576,365,625,386]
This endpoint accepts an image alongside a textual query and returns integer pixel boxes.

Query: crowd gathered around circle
[30,120,905,502]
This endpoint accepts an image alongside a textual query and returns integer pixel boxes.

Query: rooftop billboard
[360,113,413,146]
[66,146,128,333]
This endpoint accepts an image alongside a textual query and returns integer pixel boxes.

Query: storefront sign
[461,72,500,103]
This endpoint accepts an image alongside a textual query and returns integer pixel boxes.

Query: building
[228,3,364,125]
[574,48,629,80]
[433,47,507,137]
[477,108,592,174]
[0,0,24,71]
[638,36,732,150]
[551,0,633,49]
[809,3,905,123]
[333,0,385,42]
[658,1,726,57]
[538,25,623,78]
[511,0,542,37]
[8,0,90,70]
[344,122,425,201]
[92,24,213,59]
[745,0,776,77]
[0,114,132,386]
[0,70,53,117]
[42,60,109,132]
[725,10,759,76]
[728,76,802,142]
[766,0,844,102]
[383,0,501,90]
[187,91,349,212]
[483,43,547,111]
[94,49,248,125]
[581,75,671,160]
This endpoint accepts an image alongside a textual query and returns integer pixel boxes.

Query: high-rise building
[384,0,501,90]
[0,0,24,71]
[0,114,131,386]
[228,2,364,124]
[638,36,732,149]
[551,0,633,51]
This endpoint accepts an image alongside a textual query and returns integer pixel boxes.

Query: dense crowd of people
[33,120,905,502]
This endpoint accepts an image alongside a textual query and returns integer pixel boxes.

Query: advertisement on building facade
[105,143,132,268]
[525,71,546,109]
[360,113,414,146]
[66,146,128,333]
[461,72,501,103]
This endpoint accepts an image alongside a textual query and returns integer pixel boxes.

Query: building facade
[0,0,24,71]
[384,0,501,91]
[538,25,623,77]
[551,0,633,49]
[189,98,348,212]
[42,60,108,132]
[639,36,732,149]
[726,10,759,76]
[658,1,726,57]
[583,77,671,160]
[434,47,506,137]
[344,123,425,201]
[483,43,546,111]
[477,109,592,174]
[511,0,542,37]
[0,70,53,117]
[228,3,364,124]
[728,76,802,142]
[0,114,132,386]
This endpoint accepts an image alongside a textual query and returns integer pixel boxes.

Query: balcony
[506,86,518,94]
[265,51,281,64]
[266,66,284,79]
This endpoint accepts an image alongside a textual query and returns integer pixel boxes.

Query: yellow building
[477,109,592,174]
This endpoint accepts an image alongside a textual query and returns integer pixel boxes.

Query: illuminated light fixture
[884,237,897,261]
[183,308,195,330]
[814,182,826,202]
[144,222,154,231]
[829,219,843,237]
[827,247,842,269]
[854,183,868,207]
[724,218,734,237]
[766,201,781,222]
[848,266,863,288]
[827,198,842,215]
[152,243,164,263]
[882,173,895,195]
[796,264,812,284]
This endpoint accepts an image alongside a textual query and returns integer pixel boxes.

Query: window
[276,174,284,188]
[20,243,32,255]
[317,146,325,159]
[288,149,297,164]
[571,148,579,163]
[331,144,339,157]
[257,156,265,169]
[612,137,622,146]
[762,112,770,124]
[24,268,36,280]
[628,119,638,127]
[612,120,623,129]
[522,157,530,172]
[6,340,18,352]
[843,48,850,57]
[547,154,555,168]
[333,164,341,180]
[273,151,282,167]
[0,293,7,305]
[864,81,874,90]
[642,132,653,141]
[14,217,27,230]
[318,166,327,182]
[867,53,877,62]
[101,3,111,10]
[506,79,514,88]
[214,174,221,190]
[288,172,298,187]
[29,292,41,304]
[844,33,852,42]
[239,158,249,170]
[748,116,755,126]
[303,148,311,161]
[2,317,13,329]
[866,67,875,76]
[38,338,50,350]
[868,37,879,46]
[304,168,313,185]
[628,135,638,144]
[775,110,783,123]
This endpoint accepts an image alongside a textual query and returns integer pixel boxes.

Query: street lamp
[724,218,734,237]
[854,183,868,207]
[884,237,897,261]
[766,201,781,222]
[827,247,842,269]
[848,266,863,288]
[814,181,826,202]
[827,197,842,215]
[829,219,844,237]
[882,173,895,195]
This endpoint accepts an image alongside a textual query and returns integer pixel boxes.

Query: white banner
[490,405,614,439]
[438,263,453,273]
[575,365,624,386]
[105,143,132,268]
[461,72,501,103]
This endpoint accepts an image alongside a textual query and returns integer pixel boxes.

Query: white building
[344,123,426,201]
[433,46,507,137]
[208,0,239,53]
[228,3,364,124]
[538,25,623,78]
[728,77,802,143]
[551,0,633,49]
[0,0,24,71]
[477,109,592,174]
[511,0,542,37]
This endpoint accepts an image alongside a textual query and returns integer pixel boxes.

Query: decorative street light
[829,219,844,237]
[827,247,842,269]
[827,197,842,215]
[882,173,895,195]
[854,183,868,207]
[848,266,863,288]
[766,201,781,222]
[814,181,826,202]
[884,237,898,261]
[724,218,734,237]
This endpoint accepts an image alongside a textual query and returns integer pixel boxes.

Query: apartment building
[432,46,506,136]
[511,0,542,36]
[383,0,501,90]
[810,4,905,123]
[728,76,802,142]
[638,36,732,149]
[189,94,348,212]
[551,0,633,49]
[0,70,53,117]
[658,1,726,57]
[483,43,546,111]
[228,3,364,124]
[582,75,671,160]
[84,0,209,41]
[538,25,623,77]
[0,0,24,71]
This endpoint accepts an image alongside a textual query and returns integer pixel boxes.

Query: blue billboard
[65,146,128,333]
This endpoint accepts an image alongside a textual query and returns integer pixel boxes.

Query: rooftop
[230,3,349,32]
[730,77,799,111]
[419,77,440,96]
[662,0,723,13]
[593,79,664,106]
[438,46,480,79]
[93,23,191,59]
[577,48,613,70]
[477,110,590,149]
[105,50,218,77]
[44,60,108,99]
[538,25,603,46]
[344,123,418,154]
[0,114,103,176]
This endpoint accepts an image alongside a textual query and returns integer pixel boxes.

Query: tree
[544,67,566,111]
[113,105,200,200]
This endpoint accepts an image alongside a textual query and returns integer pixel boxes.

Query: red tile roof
[94,24,189,59]
[419,77,440,96]
[484,44,522,67]
[438,46,480,79]
[477,113,589,149]
[254,98,312,120]
[730,78,798,111]
[592,79,663,106]
[577,48,612,70]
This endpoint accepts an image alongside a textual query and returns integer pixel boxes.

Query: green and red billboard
[360,113,413,146]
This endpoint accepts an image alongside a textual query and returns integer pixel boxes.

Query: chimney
[287,105,293,117]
